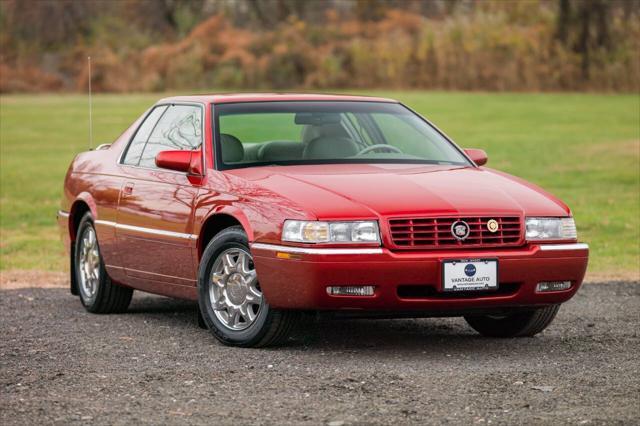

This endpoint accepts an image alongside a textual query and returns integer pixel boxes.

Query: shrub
[1,3,638,92]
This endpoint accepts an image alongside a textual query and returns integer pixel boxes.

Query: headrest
[301,123,350,144]
[220,133,244,163]
[258,141,304,161]
[303,136,359,160]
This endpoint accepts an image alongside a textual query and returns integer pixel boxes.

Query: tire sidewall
[465,305,559,337]
[74,213,106,311]
[198,227,271,346]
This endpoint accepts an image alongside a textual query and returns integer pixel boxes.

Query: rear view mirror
[464,148,488,166]
[294,112,341,125]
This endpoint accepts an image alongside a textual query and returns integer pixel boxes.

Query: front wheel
[464,305,560,337]
[198,226,299,347]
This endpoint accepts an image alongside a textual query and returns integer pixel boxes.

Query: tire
[74,212,133,313]
[198,226,299,347]
[464,305,560,338]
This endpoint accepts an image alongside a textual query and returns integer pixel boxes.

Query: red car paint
[58,94,588,311]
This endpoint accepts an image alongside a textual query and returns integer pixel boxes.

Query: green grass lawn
[1,92,638,277]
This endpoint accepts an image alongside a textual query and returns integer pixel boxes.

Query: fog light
[536,281,572,292]
[327,286,375,296]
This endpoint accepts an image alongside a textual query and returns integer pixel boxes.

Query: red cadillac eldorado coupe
[57,94,589,347]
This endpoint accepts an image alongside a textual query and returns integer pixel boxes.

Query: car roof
[156,93,398,105]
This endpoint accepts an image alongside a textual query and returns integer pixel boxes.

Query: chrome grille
[388,216,523,249]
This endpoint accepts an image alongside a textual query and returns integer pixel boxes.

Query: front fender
[205,205,255,242]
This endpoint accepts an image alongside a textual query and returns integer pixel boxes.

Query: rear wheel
[198,226,299,347]
[74,213,133,313]
[464,305,560,337]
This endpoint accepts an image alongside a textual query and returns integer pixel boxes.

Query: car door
[116,103,203,287]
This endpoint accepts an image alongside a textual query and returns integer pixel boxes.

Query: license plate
[442,259,498,292]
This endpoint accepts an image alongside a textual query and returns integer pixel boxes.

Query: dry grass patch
[0,269,67,290]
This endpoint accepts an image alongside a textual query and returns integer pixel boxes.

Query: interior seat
[258,141,304,162]
[303,136,359,159]
[220,133,244,162]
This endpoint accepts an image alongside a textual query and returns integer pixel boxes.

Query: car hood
[227,164,570,220]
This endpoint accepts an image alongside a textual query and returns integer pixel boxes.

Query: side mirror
[464,148,488,166]
[155,150,202,174]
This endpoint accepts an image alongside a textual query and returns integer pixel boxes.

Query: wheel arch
[69,193,98,241]
[197,209,254,260]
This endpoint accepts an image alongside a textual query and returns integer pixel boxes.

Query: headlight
[525,217,577,241]
[282,220,380,244]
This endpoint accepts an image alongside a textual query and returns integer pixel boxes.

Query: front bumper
[57,210,71,253]
[251,242,589,313]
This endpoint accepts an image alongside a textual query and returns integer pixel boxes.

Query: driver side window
[138,105,202,168]
[122,106,167,166]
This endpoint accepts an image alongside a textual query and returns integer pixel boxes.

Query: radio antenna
[88,56,93,151]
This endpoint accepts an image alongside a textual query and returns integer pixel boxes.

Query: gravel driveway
[1,281,638,425]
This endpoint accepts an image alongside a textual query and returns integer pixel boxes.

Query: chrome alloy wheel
[209,248,263,331]
[78,226,100,300]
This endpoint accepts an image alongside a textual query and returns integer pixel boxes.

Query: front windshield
[214,101,470,169]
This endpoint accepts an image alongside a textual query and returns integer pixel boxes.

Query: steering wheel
[356,144,403,156]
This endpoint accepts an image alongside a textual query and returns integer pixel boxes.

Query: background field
[1,92,638,278]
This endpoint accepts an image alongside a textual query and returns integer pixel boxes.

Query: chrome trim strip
[118,163,188,175]
[57,210,70,218]
[251,243,384,255]
[94,220,197,240]
[94,219,117,227]
[125,267,195,282]
[538,243,589,251]
[117,223,195,240]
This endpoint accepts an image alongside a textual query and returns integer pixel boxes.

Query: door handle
[122,182,134,197]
